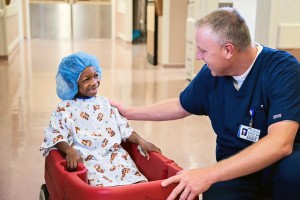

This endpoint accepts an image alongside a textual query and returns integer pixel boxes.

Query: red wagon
[39,142,199,200]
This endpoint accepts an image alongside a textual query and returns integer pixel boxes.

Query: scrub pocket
[252,104,268,138]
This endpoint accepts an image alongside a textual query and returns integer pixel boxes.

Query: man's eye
[94,74,99,79]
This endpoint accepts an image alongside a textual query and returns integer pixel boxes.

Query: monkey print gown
[40,95,147,187]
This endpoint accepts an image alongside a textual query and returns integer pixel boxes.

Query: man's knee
[274,147,300,185]
[203,176,263,200]
[271,146,300,199]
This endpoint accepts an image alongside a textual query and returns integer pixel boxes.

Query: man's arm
[162,120,299,200]
[111,98,191,121]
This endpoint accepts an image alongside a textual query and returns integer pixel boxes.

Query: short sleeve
[40,105,74,156]
[179,65,212,115]
[267,58,300,125]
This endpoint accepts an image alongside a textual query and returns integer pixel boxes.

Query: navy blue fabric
[180,46,300,161]
[202,144,300,200]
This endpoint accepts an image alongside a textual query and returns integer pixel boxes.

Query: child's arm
[127,131,161,160]
[109,104,161,159]
[55,141,83,171]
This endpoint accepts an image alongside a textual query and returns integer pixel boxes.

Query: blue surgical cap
[56,52,102,100]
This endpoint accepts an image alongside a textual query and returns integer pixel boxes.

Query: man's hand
[109,99,127,117]
[161,168,213,200]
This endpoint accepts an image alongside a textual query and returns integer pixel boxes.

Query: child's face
[77,66,100,98]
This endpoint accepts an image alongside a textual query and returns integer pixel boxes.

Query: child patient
[40,52,161,187]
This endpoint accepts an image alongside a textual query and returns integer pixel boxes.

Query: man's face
[77,66,100,98]
[195,27,229,76]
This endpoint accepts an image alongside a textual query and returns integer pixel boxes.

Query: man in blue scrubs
[111,7,300,200]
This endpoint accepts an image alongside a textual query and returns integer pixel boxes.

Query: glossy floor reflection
[0,39,216,200]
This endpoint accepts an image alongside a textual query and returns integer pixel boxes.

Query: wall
[157,1,167,65]
[231,0,257,41]
[255,0,300,48]
[0,0,7,56]
[158,0,188,67]
[0,0,20,58]
[21,0,30,39]
[221,0,300,49]
[276,0,300,48]
[114,0,132,42]
[168,0,188,64]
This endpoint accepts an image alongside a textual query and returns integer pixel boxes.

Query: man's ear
[223,43,234,59]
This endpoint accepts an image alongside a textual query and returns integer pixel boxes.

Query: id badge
[238,125,261,142]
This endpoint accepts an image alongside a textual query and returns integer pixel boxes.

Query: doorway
[29,0,111,39]
[146,0,158,65]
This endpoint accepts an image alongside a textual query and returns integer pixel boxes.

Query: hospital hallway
[1,39,299,200]
[0,39,217,200]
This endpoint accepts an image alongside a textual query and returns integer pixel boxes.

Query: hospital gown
[40,95,147,187]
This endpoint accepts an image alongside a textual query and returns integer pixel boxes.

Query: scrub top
[180,46,300,161]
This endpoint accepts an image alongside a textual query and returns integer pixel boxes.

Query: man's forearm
[125,98,190,121]
[208,121,298,184]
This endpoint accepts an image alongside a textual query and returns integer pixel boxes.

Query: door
[29,0,111,39]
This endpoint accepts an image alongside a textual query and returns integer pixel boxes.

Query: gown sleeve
[111,106,134,141]
[40,104,74,156]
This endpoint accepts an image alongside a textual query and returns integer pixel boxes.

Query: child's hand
[138,139,161,160]
[65,147,83,171]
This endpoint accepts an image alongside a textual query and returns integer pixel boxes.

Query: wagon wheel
[39,184,49,200]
